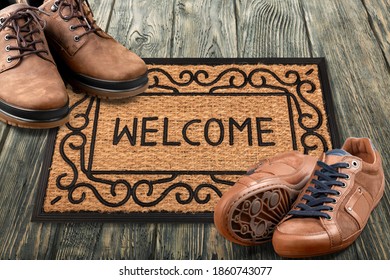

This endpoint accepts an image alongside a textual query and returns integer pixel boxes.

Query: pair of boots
[0,0,148,128]
[214,137,385,258]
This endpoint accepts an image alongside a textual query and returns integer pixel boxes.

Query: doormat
[33,58,340,222]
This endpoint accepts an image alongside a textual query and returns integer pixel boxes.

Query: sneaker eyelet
[352,160,359,168]
[4,34,10,41]
[6,56,12,63]
[5,45,10,52]
[74,35,80,42]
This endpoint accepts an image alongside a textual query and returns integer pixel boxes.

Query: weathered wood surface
[362,0,390,66]
[0,0,389,260]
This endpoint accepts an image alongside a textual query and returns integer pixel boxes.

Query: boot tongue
[324,149,351,165]
[0,4,31,17]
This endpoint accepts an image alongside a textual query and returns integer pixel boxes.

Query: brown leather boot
[273,138,385,258]
[39,0,148,99]
[0,4,69,128]
[214,151,317,246]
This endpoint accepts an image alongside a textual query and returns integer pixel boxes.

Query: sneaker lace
[51,0,102,40]
[288,161,349,219]
[0,7,49,62]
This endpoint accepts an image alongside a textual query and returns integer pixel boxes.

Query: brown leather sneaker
[272,138,385,258]
[0,4,69,128]
[39,0,148,99]
[214,151,317,246]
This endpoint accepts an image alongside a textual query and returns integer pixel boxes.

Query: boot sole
[214,181,301,246]
[55,57,149,99]
[67,74,149,100]
[0,100,69,129]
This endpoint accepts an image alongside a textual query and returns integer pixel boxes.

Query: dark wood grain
[152,0,237,260]
[44,0,158,260]
[235,0,311,57]
[0,128,56,259]
[301,0,390,260]
[171,0,238,57]
[362,0,390,66]
[0,0,388,260]
[107,0,174,58]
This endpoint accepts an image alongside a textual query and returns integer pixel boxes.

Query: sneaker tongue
[324,149,351,165]
[325,149,351,156]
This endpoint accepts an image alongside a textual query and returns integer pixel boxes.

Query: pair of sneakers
[214,137,385,258]
[0,1,148,129]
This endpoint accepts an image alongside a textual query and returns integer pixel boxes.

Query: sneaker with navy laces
[272,138,385,258]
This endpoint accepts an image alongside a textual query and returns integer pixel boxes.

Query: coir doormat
[33,58,339,222]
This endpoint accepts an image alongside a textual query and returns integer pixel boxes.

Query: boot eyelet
[352,160,359,168]
[74,35,80,42]
[345,174,350,180]
[69,25,75,31]
[4,34,10,41]
[6,56,12,63]
[341,182,346,188]
[5,45,10,52]
[326,216,332,221]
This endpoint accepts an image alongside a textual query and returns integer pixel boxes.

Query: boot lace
[50,0,102,41]
[288,161,349,219]
[0,7,49,62]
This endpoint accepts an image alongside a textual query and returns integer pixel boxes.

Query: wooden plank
[362,0,390,66]
[1,0,388,261]
[301,0,390,260]
[50,0,175,260]
[215,0,313,260]
[42,0,129,261]
[0,128,58,259]
[88,0,115,31]
[107,0,174,58]
[235,0,311,57]
[171,0,238,57]
[0,123,9,155]
[151,0,237,260]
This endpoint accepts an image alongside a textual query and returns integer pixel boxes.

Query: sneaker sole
[214,181,301,246]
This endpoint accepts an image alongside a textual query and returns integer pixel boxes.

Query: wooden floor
[0,0,389,260]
